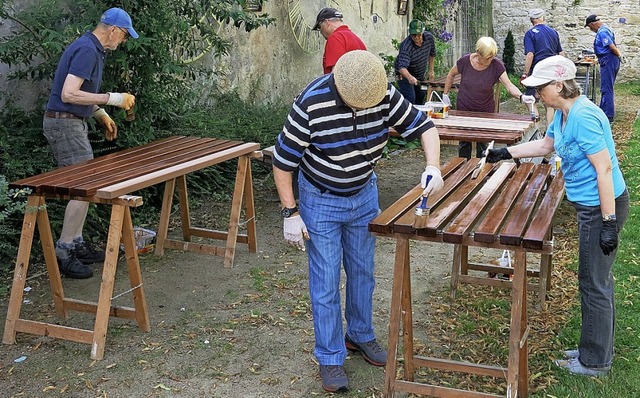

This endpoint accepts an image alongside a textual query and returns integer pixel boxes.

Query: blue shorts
[43,117,93,167]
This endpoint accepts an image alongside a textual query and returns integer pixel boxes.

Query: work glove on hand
[442,94,451,107]
[521,95,536,105]
[106,92,136,110]
[421,165,444,196]
[283,215,309,251]
[599,219,619,255]
[485,148,513,163]
[92,108,117,141]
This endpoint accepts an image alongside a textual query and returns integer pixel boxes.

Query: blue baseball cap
[100,8,139,39]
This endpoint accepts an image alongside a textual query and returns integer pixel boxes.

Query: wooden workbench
[3,136,260,359]
[389,109,538,146]
[369,157,565,397]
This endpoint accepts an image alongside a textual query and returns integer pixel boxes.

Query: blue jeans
[572,188,629,369]
[298,171,380,365]
[397,78,425,105]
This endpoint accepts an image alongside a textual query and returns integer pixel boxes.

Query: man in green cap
[395,19,436,104]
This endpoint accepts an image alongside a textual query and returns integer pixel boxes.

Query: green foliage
[0,1,277,265]
[503,30,515,75]
[0,0,275,149]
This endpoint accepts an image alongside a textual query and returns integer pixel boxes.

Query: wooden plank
[523,171,566,250]
[97,142,260,199]
[13,319,94,344]
[369,157,466,235]
[500,164,551,246]
[431,116,531,132]
[405,161,495,236]
[2,195,41,344]
[442,163,515,244]
[8,136,186,190]
[63,299,137,319]
[384,237,410,397]
[393,380,502,398]
[437,128,523,145]
[91,204,125,360]
[474,163,535,243]
[66,139,241,197]
[413,356,506,378]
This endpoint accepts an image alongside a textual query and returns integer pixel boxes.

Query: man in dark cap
[394,19,436,104]
[44,8,138,279]
[522,8,564,124]
[585,14,622,122]
[313,7,366,74]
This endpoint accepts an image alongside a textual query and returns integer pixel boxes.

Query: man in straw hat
[272,50,443,392]
[522,8,564,124]
[585,14,622,122]
[313,7,366,74]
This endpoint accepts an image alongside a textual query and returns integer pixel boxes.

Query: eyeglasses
[117,27,129,39]
[535,81,555,94]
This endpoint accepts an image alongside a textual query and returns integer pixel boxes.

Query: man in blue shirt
[395,19,436,104]
[44,8,138,279]
[522,8,564,124]
[585,14,622,122]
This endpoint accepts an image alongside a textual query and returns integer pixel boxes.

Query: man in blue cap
[585,14,622,122]
[395,19,436,104]
[43,8,138,279]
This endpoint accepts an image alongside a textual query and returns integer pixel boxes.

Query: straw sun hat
[333,50,388,110]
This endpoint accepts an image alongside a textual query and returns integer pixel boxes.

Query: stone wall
[206,1,409,104]
[493,0,639,81]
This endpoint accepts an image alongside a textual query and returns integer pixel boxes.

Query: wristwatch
[281,206,299,218]
[602,214,617,222]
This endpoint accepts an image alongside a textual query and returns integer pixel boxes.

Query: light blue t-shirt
[547,96,625,206]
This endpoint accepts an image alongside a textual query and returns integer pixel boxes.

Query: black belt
[303,173,362,197]
[44,111,83,120]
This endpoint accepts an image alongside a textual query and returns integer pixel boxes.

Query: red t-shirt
[456,54,505,113]
[323,25,367,74]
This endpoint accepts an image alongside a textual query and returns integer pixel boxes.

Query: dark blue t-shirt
[523,24,563,71]
[46,32,106,118]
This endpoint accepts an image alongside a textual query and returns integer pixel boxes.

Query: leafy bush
[503,30,516,75]
[0,0,280,267]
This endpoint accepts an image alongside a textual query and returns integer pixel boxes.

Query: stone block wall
[493,0,639,81]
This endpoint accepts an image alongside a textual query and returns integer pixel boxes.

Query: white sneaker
[554,357,609,377]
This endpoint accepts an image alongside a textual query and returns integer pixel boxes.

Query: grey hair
[559,79,582,99]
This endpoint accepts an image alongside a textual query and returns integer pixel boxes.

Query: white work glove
[521,94,536,105]
[106,92,136,110]
[283,215,309,251]
[420,165,444,196]
[442,94,451,106]
[92,108,117,141]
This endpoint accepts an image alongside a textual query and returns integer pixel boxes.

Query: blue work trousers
[298,171,379,365]
[572,189,629,369]
[598,54,620,120]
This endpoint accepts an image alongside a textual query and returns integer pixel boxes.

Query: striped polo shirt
[394,31,436,80]
[273,74,436,195]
